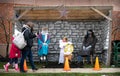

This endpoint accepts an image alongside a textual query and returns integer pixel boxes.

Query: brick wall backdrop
[0,3,13,44]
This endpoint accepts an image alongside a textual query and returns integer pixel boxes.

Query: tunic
[38,33,50,56]
[58,40,67,64]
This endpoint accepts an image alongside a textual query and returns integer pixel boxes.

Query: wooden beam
[91,7,112,21]
[16,8,32,21]
[14,5,112,10]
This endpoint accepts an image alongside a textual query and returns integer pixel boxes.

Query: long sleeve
[24,30,36,40]
[59,40,63,48]
[29,32,36,39]
[59,40,67,49]
[38,38,43,45]
[22,27,36,48]
[82,37,86,47]
[91,37,97,47]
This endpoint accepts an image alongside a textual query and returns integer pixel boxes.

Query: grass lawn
[0,61,111,69]
[0,61,120,76]
[0,73,120,76]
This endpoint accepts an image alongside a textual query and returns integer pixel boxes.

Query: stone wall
[18,20,110,62]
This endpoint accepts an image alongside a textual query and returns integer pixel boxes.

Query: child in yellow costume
[64,42,74,61]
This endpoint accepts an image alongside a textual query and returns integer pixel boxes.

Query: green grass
[0,62,6,68]
[0,73,120,76]
[0,61,114,69]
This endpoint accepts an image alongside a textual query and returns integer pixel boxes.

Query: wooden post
[91,7,112,21]
[106,10,112,66]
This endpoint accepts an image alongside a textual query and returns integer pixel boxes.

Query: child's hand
[83,46,86,50]
[86,45,92,50]
[15,53,18,57]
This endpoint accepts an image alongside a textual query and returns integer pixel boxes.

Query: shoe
[32,68,38,72]
[15,64,19,72]
[3,65,8,72]
[15,68,20,72]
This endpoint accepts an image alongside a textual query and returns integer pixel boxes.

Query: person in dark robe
[77,29,97,67]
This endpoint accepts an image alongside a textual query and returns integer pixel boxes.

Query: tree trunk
[5,43,9,58]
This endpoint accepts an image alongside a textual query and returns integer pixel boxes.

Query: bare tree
[0,4,13,59]
[0,16,12,58]
[112,12,120,40]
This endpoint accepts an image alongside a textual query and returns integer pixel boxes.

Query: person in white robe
[58,37,68,64]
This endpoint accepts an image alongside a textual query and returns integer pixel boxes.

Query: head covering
[85,29,95,39]
[41,27,48,35]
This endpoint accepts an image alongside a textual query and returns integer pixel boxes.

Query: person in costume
[38,27,50,62]
[58,37,68,64]
[59,37,73,64]
[77,29,97,67]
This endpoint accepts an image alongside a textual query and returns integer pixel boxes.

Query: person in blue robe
[38,27,50,63]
